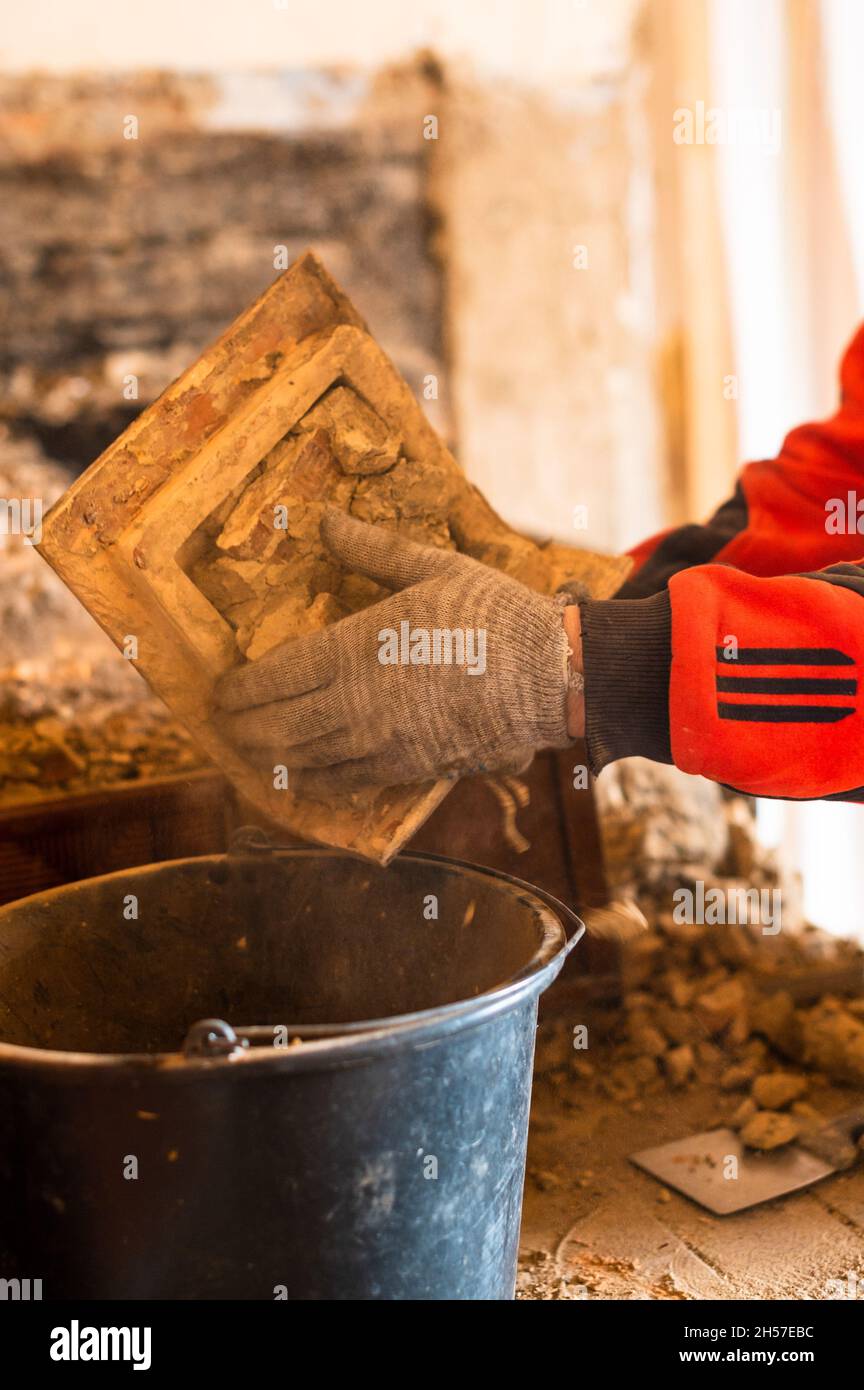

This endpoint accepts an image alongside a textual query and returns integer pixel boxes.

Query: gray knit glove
[216,509,572,796]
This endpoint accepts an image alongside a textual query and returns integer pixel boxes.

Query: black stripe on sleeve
[716,676,857,695]
[718,703,854,723]
[715,646,855,665]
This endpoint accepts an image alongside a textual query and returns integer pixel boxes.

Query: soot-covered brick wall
[0,67,447,473]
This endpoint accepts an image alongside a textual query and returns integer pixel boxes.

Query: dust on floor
[518,1021,864,1300]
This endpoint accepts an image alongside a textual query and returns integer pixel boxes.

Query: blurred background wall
[0,0,664,549]
[2,0,864,934]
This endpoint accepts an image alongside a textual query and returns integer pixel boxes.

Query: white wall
[708,0,864,939]
[1,0,639,81]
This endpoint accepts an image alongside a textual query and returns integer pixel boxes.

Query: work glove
[216,508,573,796]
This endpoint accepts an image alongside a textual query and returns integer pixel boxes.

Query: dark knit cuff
[579,590,673,774]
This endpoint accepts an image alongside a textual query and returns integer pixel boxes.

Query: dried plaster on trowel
[184,385,455,663]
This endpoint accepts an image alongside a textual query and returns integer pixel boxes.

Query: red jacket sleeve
[581,324,864,800]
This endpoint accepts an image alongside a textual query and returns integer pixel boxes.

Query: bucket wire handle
[183,1018,248,1058]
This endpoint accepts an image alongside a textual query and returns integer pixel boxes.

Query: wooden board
[0,771,231,906]
[37,251,630,863]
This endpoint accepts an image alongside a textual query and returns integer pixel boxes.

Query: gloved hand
[215,508,575,796]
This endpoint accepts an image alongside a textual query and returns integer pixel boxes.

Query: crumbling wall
[0,66,447,473]
[0,62,449,803]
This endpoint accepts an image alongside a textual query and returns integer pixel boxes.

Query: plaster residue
[184,382,457,662]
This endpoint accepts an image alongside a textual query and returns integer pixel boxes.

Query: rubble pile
[0,703,204,803]
[0,430,206,804]
[537,758,864,1150]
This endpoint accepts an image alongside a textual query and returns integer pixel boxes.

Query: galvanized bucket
[0,840,582,1300]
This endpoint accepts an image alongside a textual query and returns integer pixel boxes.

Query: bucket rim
[0,848,584,1074]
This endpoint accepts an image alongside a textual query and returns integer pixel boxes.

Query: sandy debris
[0,430,207,802]
[751,1072,808,1110]
[536,776,864,1146]
[739,1111,800,1151]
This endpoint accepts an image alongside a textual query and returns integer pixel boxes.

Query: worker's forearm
[578,590,672,770]
[579,322,864,799]
[579,562,864,803]
[619,321,864,601]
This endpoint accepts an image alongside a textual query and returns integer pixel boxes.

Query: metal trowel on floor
[630,1108,864,1214]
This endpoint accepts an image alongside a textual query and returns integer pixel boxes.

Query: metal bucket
[0,841,582,1300]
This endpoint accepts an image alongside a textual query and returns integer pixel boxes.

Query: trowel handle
[801,1107,864,1171]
